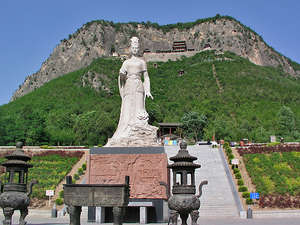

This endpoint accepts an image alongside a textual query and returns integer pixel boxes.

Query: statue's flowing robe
[111,57,150,140]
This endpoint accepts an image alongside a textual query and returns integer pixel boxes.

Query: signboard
[270,135,276,143]
[46,190,54,196]
[231,159,239,165]
[250,192,260,199]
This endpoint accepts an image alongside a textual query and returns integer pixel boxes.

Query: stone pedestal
[105,124,159,147]
[87,147,169,223]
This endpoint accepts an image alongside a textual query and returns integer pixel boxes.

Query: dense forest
[1,50,300,146]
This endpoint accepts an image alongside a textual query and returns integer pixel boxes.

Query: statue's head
[130,37,139,56]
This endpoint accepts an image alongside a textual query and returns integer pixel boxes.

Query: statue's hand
[145,91,153,100]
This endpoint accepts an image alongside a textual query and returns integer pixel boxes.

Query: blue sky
[0,0,299,106]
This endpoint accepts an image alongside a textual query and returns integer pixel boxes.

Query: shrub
[233,168,240,174]
[235,173,242,179]
[226,148,232,154]
[246,198,254,204]
[239,186,248,192]
[72,179,76,184]
[228,153,234,160]
[82,163,87,171]
[40,145,55,149]
[223,142,229,148]
[74,173,80,180]
[55,198,63,205]
[78,168,84,175]
[59,190,64,198]
[242,192,250,198]
[237,179,244,186]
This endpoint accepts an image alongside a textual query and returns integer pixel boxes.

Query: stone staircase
[165,145,242,218]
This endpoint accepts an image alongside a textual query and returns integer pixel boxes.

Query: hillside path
[212,64,223,93]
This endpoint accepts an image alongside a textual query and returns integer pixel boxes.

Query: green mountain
[1,51,300,146]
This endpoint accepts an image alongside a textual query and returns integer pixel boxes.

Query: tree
[146,102,163,125]
[249,126,270,143]
[45,110,76,145]
[203,116,234,141]
[180,111,207,142]
[0,114,6,145]
[277,106,296,137]
[73,111,115,146]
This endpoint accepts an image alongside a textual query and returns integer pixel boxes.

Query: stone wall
[143,51,199,62]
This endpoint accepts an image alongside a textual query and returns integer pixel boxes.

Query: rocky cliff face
[12,17,299,100]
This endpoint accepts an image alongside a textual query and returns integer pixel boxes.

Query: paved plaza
[1,213,300,225]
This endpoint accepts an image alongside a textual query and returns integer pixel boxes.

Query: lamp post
[0,142,38,225]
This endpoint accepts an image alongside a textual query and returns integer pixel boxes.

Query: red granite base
[87,153,168,199]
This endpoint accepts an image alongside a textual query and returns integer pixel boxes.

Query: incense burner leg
[169,210,178,225]
[190,210,199,225]
[3,207,14,225]
[19,208,28,225]
[67,205,82,225]
[180,213,188,225]
[113,206,123,225]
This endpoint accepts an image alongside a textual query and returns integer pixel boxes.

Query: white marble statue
[105,37,158,147]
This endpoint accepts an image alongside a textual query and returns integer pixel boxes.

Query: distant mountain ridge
[11,15,300,101]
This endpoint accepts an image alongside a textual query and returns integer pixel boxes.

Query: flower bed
[259,195,300,208]
[237,144,300,156]
[242,147,300,208]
